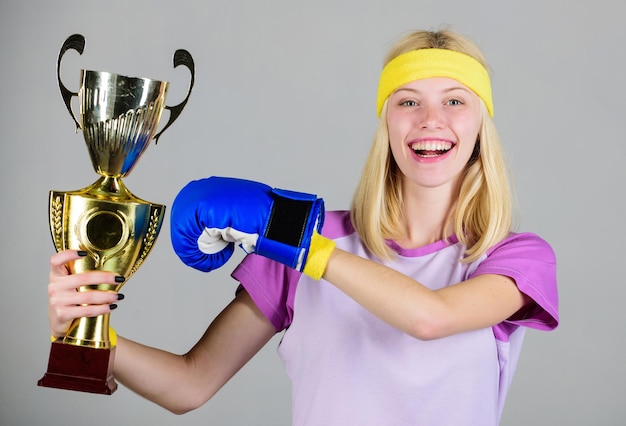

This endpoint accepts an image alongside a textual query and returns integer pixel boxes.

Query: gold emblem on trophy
[38,34,194,394]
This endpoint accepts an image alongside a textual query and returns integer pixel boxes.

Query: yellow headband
[376,48,493,117]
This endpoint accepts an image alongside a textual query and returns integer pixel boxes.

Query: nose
[418,104,444,130]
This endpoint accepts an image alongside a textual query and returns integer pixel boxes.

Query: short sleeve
[231,253,300,331]
[471,233,559,333]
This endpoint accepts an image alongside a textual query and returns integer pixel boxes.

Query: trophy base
[38,340,118,395]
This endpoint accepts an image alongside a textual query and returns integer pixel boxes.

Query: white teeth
[410,141,453,151]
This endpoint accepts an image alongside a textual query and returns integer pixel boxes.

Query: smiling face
[387,77,482,194]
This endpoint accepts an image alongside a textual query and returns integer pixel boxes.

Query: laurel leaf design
[50,196,64,251]
[129,208,162,275]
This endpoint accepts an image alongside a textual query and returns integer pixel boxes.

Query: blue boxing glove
[170,176,335,279]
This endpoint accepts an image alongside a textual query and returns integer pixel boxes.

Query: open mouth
[410,140,454,158]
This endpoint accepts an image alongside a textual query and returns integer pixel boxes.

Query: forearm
[322,247,527,340]
[113,336,207,414]
[323,248,440,339]
[112,291,275,414]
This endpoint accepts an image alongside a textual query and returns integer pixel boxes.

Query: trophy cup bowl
[38,34,194,394]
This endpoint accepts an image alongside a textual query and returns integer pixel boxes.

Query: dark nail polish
[114,276,126,283]
[117,293,125,301]
[109,304,118,310]
[77,250,88,257]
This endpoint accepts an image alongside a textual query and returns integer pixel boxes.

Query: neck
[395,180,458,249]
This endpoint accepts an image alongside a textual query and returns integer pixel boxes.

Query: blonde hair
[350,29,513,262]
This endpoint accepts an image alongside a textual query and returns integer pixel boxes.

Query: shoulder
[475,232,559,331]
[320,210,356,239]
[486,232,556,264]
[477,232,557,291]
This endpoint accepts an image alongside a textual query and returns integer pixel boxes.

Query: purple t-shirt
[232,211,559,426]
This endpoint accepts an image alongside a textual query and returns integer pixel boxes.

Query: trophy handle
[153,49,195,144]
[57,34,85,131]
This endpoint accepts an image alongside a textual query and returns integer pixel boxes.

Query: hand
[48,250,123,339]
[170,176,335,279]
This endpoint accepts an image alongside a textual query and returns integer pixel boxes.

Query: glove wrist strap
[258,188,324,271]
[264,189,318,248]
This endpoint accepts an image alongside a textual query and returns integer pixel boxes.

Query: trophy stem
[85,176,135,201]
[63,313,112,349]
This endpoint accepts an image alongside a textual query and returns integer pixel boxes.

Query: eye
[400,100,418,107]
[446,98,464,106]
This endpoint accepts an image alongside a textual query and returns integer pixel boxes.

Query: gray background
[1,1,623,425]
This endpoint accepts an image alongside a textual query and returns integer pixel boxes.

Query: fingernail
[114,276,126,283]
[117,293,125,301]
[77,250,88,257]
[109,304,118,310]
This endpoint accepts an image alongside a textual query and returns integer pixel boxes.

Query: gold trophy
[38,34,194,394]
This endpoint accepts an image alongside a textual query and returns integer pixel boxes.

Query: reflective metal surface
[50,34,195,350]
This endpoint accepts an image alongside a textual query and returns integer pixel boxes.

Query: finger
[49,250,85,276]
[48,283,122,307]
[49,303,118,338]
[52,301,117,322]
[50,269,124,290]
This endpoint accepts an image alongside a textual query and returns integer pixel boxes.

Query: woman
[47,29,559,425]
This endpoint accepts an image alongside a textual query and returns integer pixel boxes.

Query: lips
[409,140,454,158]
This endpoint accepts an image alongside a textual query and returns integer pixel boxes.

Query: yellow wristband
[51,327,117,347]
[302,232,336,280]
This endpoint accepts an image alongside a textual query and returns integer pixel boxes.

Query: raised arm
[47,250,276,414]
[323,247,530,340]
[166,177,531,341]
